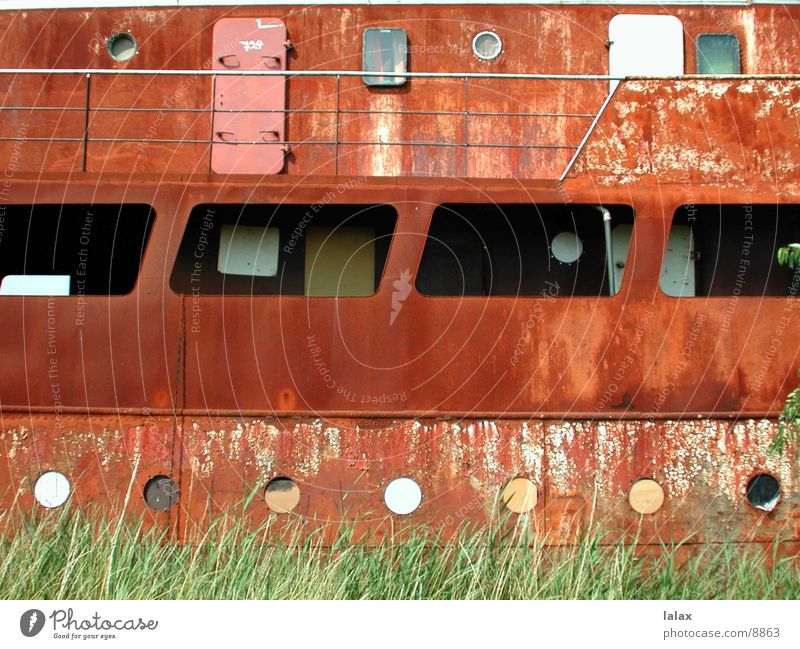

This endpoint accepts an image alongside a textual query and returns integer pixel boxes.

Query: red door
[211,18,289,174]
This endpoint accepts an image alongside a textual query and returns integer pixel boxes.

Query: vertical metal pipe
[463,76,469,176]
[82,73,91,172]
[208,73,216,174]
[335,74,340,176]
[598,206,615,295]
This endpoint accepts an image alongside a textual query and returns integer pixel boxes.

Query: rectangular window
[170,203,397,296]
[660,204,800,297]
[217,225,280,277]
[0,203,154,296]
[416,204,635,297]
[362,28,407,87]
[696,34,741,74]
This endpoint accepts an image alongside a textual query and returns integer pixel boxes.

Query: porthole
[384,477,422,515]
[33,471,71,508]
[551,231,584,264]
[107,32,137,62]
[746,473,780,512]
[264,477,301,513]
[143,475,179,512]
[472,31,503,61]
[628,478,665,514]
[501,477,538,513]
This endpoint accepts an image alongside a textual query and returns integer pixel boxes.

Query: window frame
[0,202,156,298]
[362,27,408,87]
[695,32,741,75]
[414,203,637,299]
[658,203,800,299]
[169,202,400,298]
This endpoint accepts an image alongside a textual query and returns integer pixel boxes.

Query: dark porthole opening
[107,32,137,62]
[143,475,180,512]
[745,473,781,512]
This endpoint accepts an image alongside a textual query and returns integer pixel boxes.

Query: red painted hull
[0,4,798,542]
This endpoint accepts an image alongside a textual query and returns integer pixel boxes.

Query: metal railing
[3,68,789,176]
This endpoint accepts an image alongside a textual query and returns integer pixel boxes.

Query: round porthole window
[384,477,422,515]
[501,477,538,514]
[472,31,503,61]
[746,473,780,512]
[264,477,301,513]
[628,478,665,515]
[551,231,584,264]
[33,471,71,508]
[107,32,137,62]
[143,475,179,512]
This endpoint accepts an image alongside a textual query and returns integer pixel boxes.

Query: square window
[696,33,741,74]
[362,28,407,87]
[218,225,280,277]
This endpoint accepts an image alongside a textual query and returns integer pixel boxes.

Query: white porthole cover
[472,31,503,61]
[384,477,422,515]
[33,471,71,508]
[551,231,584,264]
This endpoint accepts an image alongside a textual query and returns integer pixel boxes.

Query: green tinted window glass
[363,28,407,87]
[696,34,741,74]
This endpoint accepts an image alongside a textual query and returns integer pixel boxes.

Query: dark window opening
[660,204,800,297]
[696,33,741,74]
[416,204,635,297]
[170,203,397,296]
[0,203,154,296]
[362,28,407,87]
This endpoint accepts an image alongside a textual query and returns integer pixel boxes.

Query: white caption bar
[0,600,798,648]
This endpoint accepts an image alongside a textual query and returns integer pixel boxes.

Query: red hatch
[211,18,289,175]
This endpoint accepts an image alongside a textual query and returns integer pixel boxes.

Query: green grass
[0,508,797,599]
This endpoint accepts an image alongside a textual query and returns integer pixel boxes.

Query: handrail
[0,69,799,80]
[0,106,597,118]
[1,70,785,176]
[559,83,619,182]
[0,68,619,79]
[0,68,602,154]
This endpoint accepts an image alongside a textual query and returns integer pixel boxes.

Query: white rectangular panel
[660,224,696,297]
[217,224,280,277]
[0,274,71,296]
[609,15,684,92]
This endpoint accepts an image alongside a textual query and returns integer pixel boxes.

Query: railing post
[208,72,216,174]
[82,73,90,172]
[335,73,340,176]
[463,76,469,177]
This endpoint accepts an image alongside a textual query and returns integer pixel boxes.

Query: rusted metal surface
[0,414,179,536]
[1,179,798,416]
[1,176,799,540]
[0,3,798,543]
[569,79,800,185]
[0,4,799,178]
[0,415,796,543]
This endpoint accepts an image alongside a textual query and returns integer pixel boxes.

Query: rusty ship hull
[0,1,799,544]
